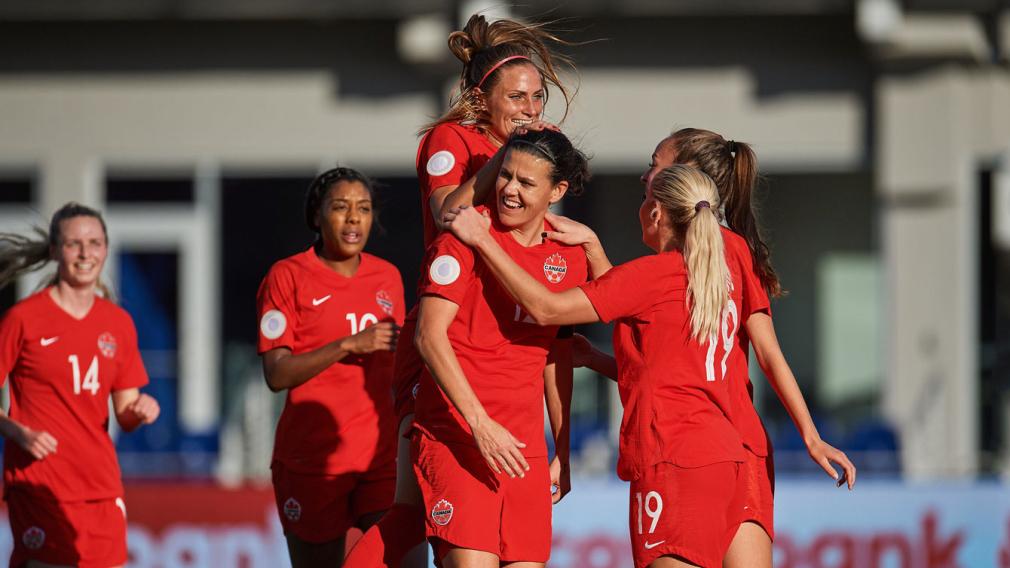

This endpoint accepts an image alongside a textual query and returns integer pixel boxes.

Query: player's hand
[19,427,58,461]
[443,206,492,247]
[469,413,529,479]
[130,393,161,425]
[807,438,856,489]
[543,212,599,249]
[571,333,593,369]
[549,454,571,504]
[514,120,561,135]
[345,322,401,354]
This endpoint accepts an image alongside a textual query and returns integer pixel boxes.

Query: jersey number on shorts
[68,354,100,395]
[346,312,379,334]
[636,491,663,534]
[705,299,739,382]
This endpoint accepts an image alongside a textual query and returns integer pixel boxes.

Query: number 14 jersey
[0,289,149,502]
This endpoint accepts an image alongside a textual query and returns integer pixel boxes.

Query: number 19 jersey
[0,289,149,502]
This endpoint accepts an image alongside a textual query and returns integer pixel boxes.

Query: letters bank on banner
[0,480,1005,567]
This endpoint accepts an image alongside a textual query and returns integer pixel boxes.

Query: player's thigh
[501,561,545,568]
[441,547,500,568]
[723,521,772,568]
[284,532,345,568]
[648,555,703,568]
[394,413,423,505]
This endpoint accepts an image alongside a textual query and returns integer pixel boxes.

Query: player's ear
[549,181,569,204]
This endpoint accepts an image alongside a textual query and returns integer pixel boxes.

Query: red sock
[344,503,426,568]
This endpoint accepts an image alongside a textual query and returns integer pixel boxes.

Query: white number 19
[636,491,663,534]
[705,299,739,382]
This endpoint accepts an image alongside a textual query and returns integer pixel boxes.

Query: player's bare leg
[393,413,429,567]
[501,561,546,568]
[343,413,428,568]
[285,533,345,568]
[441,547,500,568]
[649,555,703,567]
[722,521,772,568]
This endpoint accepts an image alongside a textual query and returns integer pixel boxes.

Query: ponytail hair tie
[727,140,737,154]
[695,200,711,212]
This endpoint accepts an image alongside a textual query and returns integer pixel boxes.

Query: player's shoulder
[266,249,313,279]
[361,253,402,279]
[2,288,51,322]
[720,226,751,257]
[95,296,135,323]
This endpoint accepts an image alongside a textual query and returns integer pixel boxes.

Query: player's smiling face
[316,180,373,261]
[495,148,567,239]
[641,136,677,187]
[478,63,544,145]
[53,216,108,290]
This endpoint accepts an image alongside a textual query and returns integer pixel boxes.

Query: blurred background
[1,0,1009,566]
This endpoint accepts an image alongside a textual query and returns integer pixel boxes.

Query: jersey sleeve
[417,232,477,306]
[113,314,150,391]
[0,308,24,387]
[256,262,298,354]
[735,243,772,320]
[579,258,667,323]
[418,125,475,200]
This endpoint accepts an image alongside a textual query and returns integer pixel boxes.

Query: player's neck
[49,282,97,320]
[508,221,545,248]
[316,247,361,278]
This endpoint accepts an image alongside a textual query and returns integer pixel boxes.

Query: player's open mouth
[511,119,533,127]
[502,197,522,210]
[74,262,95,271]
[342,232,362,243]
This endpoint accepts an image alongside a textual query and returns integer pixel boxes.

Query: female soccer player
[257,167,405,567]
[641,129,856,568]
[344,13,576,568]
[0,202,161,568]
[444,165,771,568]
[412,127,590,568]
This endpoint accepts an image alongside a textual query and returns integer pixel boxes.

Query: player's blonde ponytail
[650,165,728,343]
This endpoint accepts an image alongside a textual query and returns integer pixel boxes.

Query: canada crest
[284,498,302,522]
[376,290,394,317]
[22,526,45,550]
[97,332,117,359]
[543,253,567,284]
[431,499,453,525]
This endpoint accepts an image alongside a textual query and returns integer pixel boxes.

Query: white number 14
[68,354,100,395]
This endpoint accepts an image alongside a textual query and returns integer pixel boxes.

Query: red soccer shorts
[411,431,551,565]
[742,450,775,540]
[392,313,423,425]
[271,458,396,543]
[7,488,127,568]
[628,461,747,568]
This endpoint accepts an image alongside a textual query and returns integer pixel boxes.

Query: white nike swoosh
[644,541,665,550]
[312,296,331,306]
[40,337,58,346]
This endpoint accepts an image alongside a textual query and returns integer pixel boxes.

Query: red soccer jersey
[416,122,498,248]
[257,248,405,475]
[721,227,773,457]
[413,210,588,458]
[0,289,149,502]
[579,251,747,481]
